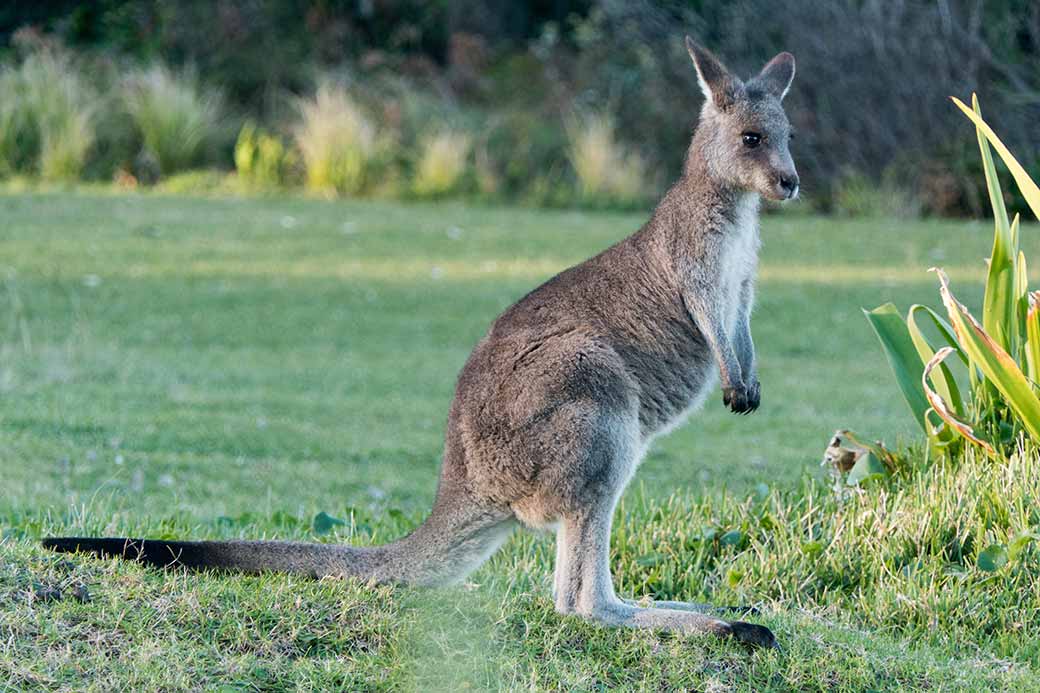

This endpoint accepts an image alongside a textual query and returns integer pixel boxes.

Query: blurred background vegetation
[1,0,1038,216]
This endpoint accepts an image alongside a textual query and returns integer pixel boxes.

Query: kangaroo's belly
[616,321,716,439]
[647,365,717,439]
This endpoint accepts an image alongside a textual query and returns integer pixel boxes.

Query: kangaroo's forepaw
[726,620,778,649]
[745,379,761,413]
[723,381,760,414]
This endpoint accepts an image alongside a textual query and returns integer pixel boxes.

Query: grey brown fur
[45,37,799,649]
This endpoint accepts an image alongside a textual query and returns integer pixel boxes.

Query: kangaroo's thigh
[509,400,641,528]
[458,338,640,525]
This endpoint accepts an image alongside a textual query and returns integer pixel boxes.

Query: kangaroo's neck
[636,142,760,267]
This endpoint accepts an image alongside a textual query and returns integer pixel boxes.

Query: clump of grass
[234,121,297,189]
[152,169,235,196]
[123,65,223,177]
[293,81,378,196]
[473,142,501,196]
[0,50,96,180]
[412,130,471,197]
[566,111,648,205]
[38,111,95,182]
[833,171,922,218]
[0,69,31,175]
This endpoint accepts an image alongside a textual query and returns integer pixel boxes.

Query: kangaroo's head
[684,36,798,202]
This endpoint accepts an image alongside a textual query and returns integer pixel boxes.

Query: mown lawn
[1,192,1038,691]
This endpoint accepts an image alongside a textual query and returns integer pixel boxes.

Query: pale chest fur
[716,195,760,335]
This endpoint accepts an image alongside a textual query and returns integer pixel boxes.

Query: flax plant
[866,96,1040,455]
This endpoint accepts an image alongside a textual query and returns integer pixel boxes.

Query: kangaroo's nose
[778,173,799,198]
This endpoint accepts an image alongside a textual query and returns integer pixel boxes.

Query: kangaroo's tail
[41,536,375,579]
[42,504,514,586]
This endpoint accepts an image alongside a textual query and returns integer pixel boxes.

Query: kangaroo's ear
[752,51,796,100]
[685,36,742,110]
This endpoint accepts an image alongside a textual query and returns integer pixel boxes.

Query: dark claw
[747,380,761,412]
[723,381,760,415]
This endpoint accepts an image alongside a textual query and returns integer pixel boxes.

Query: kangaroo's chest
[635,199,760,438]
[716,197,760,334]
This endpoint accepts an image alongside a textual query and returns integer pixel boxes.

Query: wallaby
[45,37,798,649]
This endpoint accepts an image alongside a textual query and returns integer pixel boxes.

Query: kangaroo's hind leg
[549,416,776,648]
[554,497,775,647]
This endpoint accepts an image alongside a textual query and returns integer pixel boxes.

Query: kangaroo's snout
[778,172,799,199]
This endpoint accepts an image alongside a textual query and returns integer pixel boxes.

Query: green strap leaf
[954,95,1040,221]
[983,210,1016,352]
[935,269,1040,442]
[921,347,994,454]
[970,94,1010,232]
[907,304,965,414]
[1014,234,1028,357]
[971,95,1017,353]
[864,304,930,434]
[1026,292,1040,384]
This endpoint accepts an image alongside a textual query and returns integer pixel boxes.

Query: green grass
[2,193,1039,691]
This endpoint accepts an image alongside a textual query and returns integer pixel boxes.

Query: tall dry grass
[293,82,378,196]
[566,112,648,204]
[412,130,472,197]
[0,50,96,180]
[123,65,223,176]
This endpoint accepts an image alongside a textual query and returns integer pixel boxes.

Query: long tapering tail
[41,536,383,579]
[42,505,514,585]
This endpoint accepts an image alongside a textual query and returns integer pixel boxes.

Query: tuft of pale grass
[566,112,648,204]
[0,50,96,180]
[123,65,223,176]
[474,143,500,196]
[834,171,922,218]
[293,82,377,196]
[412,130,472,197]
[0,69,29,176]
[38,109,94,182]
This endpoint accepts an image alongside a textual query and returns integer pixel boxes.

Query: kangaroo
[45,37,798,649]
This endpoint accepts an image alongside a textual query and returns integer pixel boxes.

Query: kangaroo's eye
[742,132,762,148]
